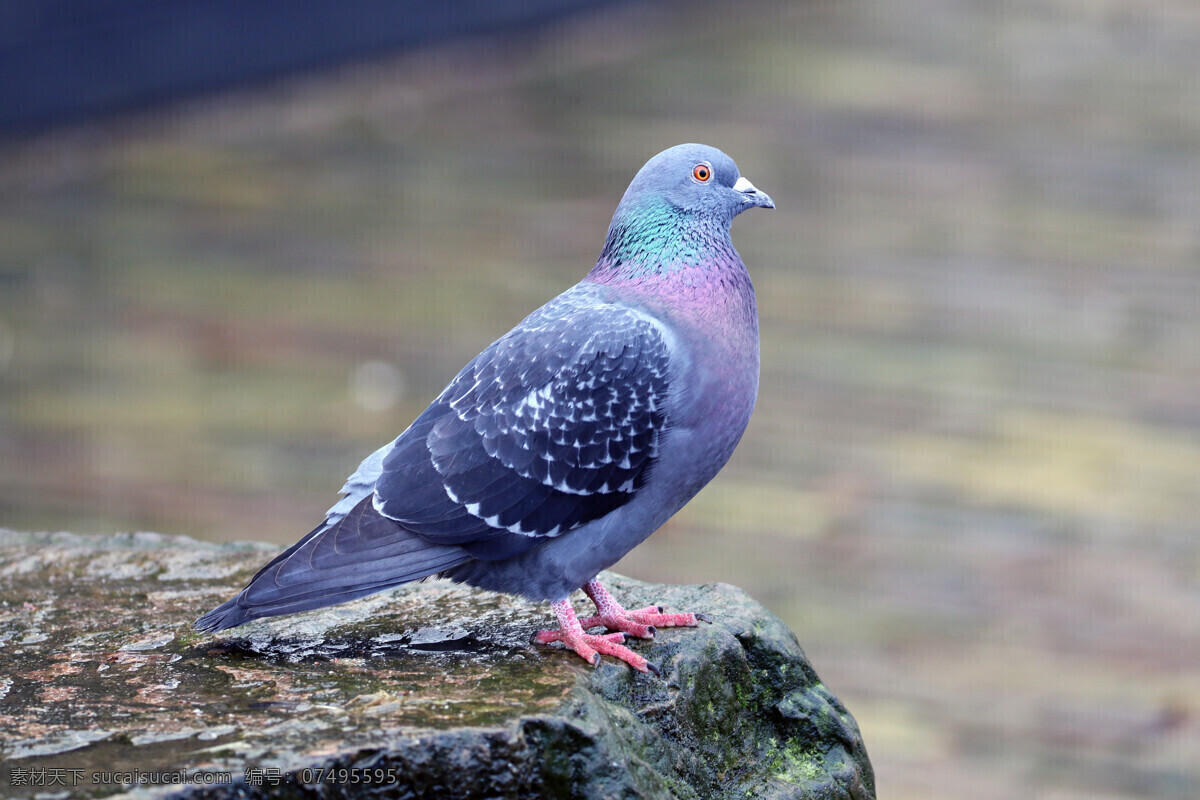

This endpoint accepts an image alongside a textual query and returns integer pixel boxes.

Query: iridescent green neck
[588,198,736,282]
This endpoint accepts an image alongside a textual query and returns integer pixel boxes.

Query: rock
[0,529,875,799]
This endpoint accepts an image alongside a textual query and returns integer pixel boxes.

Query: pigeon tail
[194,496,471,632]
[195,595,256,633]
[194,574,457,632]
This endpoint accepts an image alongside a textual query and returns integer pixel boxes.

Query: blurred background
[2,0,1199,797]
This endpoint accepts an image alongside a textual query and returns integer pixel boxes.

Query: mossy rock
[0,529,874,799]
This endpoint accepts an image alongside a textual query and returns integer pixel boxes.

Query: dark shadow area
[0,0,630,134]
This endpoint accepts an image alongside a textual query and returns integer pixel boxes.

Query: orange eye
[692,164,711,182]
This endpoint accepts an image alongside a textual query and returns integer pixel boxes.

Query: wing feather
[374,289,672,555]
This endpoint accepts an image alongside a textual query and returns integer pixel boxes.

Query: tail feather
[195,496,470,633]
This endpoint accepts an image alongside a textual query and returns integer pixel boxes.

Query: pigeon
[196,143,774,673]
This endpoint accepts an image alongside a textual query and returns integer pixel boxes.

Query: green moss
[774,741,824,784]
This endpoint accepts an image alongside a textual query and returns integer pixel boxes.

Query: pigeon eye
[692,164,711,182]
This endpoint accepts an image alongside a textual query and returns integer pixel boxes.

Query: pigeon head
[620,143,774,220]
[593,143,773,279]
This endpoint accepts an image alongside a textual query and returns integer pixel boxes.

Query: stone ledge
[0,529,874,799]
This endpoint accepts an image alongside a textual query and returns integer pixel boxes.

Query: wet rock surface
[0,529,874,799]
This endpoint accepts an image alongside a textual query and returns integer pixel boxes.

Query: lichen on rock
[0,529,874,798]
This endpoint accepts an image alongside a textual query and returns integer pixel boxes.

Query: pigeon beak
[732,176,775,210]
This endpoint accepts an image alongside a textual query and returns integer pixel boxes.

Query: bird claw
[534,629,626,646]
[578,603,702,637]
[535,628,656,673]
[627,608,702,630]
[537,584,710,674]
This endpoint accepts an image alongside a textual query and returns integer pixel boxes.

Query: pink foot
[533,580,710,673]
[535,598,657,674]
[576,580,706,638]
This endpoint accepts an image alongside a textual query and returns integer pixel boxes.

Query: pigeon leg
[534,598,656,673]
[576,579,702,639]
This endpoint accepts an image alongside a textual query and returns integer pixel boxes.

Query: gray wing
[373,290,672,560]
